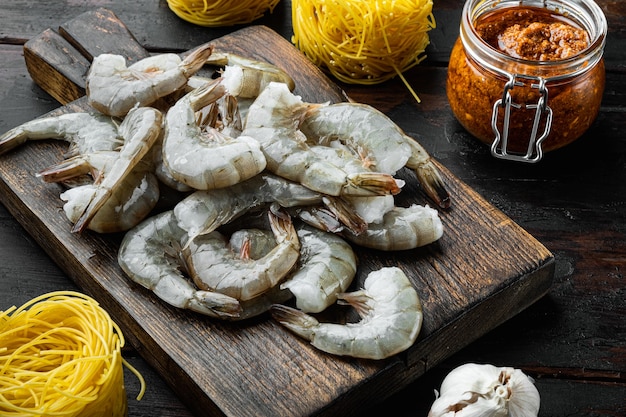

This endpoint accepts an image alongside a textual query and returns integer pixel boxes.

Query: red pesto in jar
[446,6,605,154]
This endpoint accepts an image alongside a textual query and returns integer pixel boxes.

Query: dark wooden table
[0,1,624,416]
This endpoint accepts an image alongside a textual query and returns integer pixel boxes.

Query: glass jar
[446,0,607,162]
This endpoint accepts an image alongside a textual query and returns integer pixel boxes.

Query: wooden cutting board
[1,8,554,417]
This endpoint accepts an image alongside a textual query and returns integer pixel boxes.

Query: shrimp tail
[36,155,97,183]
[187,291,242,318]
[291,206,345,234]
[188,78,228,111]
[270,304,319,340]
[70,187,112,233]
[343,173,404,196]
[336,289,370,317]
[268,205,300,250]
[0,127,27,155]
[181,43,214,77]
[414,165,451,209]
[322,196,368,235]
[405,137,451,209]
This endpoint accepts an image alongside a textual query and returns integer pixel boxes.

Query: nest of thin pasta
[0,291,144,416]
[292,0,435,101]
[167,0,280,27]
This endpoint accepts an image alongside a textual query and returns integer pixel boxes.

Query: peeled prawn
[70,106,163,233]
[271,267,423,360]
[242,82,403,197]
[185,208,301,301]
[118,210,241,318]
[86,44,214,117]
[0,112,122,157]
[161,80,266,190]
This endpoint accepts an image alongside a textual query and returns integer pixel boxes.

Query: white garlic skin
[427,363,540,417]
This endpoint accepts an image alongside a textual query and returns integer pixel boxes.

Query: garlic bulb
[428,363,540,417]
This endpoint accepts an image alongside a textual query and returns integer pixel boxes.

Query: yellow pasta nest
[167,0,281,27]
[0,291,145,417]
[292,0,436,102]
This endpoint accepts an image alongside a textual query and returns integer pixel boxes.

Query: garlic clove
[427,363,540,417]
[507,369,541,417]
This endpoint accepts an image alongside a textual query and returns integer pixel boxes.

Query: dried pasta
[167,0,280,27]
[0,291,145,416]
[292,0,435,102]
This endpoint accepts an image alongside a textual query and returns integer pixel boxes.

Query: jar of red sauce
[446,0,607,162]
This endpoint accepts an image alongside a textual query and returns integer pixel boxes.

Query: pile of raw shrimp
[0,44,451,360]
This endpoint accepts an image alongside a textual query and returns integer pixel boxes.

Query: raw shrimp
[185,207,301,301]
[280,223,357,313]
[38,151,160,233]
[161,80,266,190]
[152,137,193,192]
[0,112,122,156]
[271,267,423,360]
[86,44,214,117]
[70,106,163,233]
[300,102,411,174]
[206,52,296,98]
[307,144,397,225]
[220,227,294,320]
[301,101,451,208]
[224,215,358,313]
[173,172,325,241]
[118,210,241,318]
[242,82,403,197]
[185,53,295,137]
[343,204,444,251]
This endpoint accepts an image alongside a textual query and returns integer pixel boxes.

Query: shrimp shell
[86,44,214,117]
[343,204,444,251]
[271,267,423,360]
[173,172,324,241]
[185,208,301,301]
[0,112,122,157]
[280,224,357,313]
[242,82,402,197]
[162,80,267,190]
[118,210,241,318]
[300,102,411,175]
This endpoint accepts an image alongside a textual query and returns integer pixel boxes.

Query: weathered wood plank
[22,29,90,105]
